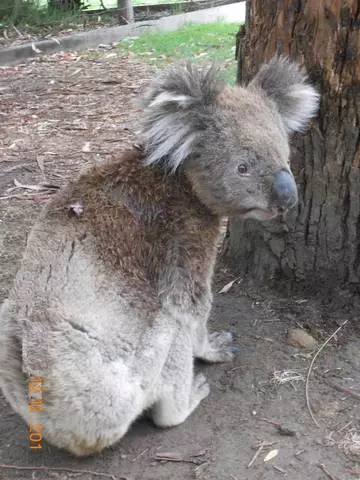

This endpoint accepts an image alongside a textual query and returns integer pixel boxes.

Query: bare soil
[0,52,359,480]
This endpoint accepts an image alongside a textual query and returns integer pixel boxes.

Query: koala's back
[5,152,166,376]
[0,149,220,454]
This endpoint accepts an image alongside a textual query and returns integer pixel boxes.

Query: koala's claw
[192,374,210,403]
[198,331,238,363]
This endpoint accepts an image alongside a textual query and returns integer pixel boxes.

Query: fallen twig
[247,441,266,468]
[337,421,352,434]
[131,447,148,462]
[154,450,206,465]
[325,380,360,401]
[260,418,296,436]
[0,193,53,202]
[119,16,130,24]
[12,179,59,192]
[0,464,125,479]
[305,320,348,427]
[319,463,338,480]
[273,465,287,474]
[12,25,22,37]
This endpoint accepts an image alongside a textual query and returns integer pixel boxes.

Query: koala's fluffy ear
[249,55,319,133]
[139,62,222,171]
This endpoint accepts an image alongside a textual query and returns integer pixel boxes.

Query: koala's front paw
[202,331,239,363]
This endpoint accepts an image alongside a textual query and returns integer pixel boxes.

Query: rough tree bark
[228,0,360,287]
[117,0,134,23]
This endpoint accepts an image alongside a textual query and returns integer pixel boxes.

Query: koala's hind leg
[151,332,209,428]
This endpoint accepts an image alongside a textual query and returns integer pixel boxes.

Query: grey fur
[139,58,319,171]
[0,56,319,457]
[139,62,223,171]
[248,55,319,132]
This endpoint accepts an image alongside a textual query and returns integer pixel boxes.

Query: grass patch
[119,22,239,84]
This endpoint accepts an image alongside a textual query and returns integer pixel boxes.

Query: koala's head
[139,56,319,220]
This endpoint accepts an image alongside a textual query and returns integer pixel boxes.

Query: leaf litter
[0,50,152,203]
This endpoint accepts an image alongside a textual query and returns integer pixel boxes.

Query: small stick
[131,447,148,462]
[0,194,51,202]
[12,25,22,36]
[273,465,287,474]
[247,442,265,468]
[0,464,124,479]
[305,320,348,427]
[325,380,360,401]
[336,421,352,434]
[194,462,208,473]
[261,418,280,427]
[319,463,338,480]
[119,16,130,24]
[154,451,205,465]
[260,418,296,436]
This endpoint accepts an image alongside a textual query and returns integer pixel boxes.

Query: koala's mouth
[240,208,280,221]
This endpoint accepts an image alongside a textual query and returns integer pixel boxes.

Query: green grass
[119,22,238,84]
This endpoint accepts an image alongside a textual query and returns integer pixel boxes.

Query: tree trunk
[117,0,134,23]
[227,0,360,287]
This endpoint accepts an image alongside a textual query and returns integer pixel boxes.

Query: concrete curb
[0,2,245,66]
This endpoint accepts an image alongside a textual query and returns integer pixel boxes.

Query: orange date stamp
[27,376,44,450]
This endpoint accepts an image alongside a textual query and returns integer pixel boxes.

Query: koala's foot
[189,373,210,409]
[198,331,238,363]
[152,373,209,429]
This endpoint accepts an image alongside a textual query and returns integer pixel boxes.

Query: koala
[0,56,318,457]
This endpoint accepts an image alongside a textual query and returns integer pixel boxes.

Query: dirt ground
[0,51,360,480]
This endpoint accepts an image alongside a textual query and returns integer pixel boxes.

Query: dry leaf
[98,43,112,50]
[264,449,279,462]
[286,329,317,349]
[82,142,91,152]
[218,277,241,294]
[69,202,84,216]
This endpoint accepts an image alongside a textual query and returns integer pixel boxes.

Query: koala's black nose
[272,169,298,211]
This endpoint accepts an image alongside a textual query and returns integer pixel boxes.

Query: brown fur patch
[46,150,221,311]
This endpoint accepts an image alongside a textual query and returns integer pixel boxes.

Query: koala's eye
[238,164,248,175]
